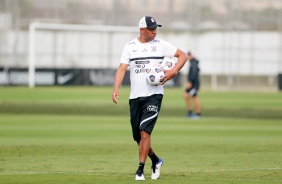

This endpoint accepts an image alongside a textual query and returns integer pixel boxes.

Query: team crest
[151,46,157,52]
[149,75,155,82]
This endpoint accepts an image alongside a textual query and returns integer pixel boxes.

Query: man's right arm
[112,63,128,104]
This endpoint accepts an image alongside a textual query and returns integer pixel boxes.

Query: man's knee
[140,131,150,140]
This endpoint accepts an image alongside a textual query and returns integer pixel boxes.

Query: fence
[0,22,282,90]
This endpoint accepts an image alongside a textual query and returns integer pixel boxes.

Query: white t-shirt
[120,38,177,99]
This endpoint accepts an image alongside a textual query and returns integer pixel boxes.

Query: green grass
[0,115,281,184]
[0,86,281,119]
[0,87,282,183]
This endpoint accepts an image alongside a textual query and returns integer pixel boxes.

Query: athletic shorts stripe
[189,88,196,96]
[140,112,158,128]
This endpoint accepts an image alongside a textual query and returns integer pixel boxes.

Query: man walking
[112,16,188,180]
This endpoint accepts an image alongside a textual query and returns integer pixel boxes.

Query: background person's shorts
[186,87,199,97]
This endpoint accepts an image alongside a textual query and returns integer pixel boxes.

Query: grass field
[0,87,282,184]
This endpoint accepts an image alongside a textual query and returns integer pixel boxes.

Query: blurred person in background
[112,16,188,180]
[184,51,202,119]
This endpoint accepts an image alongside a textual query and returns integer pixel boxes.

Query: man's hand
[112,90,119,104]
[159,67,178,85]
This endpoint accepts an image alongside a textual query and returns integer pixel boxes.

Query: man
[184,51,202,118]
[112,16,188,180]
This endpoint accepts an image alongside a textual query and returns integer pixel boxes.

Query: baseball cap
[139,16,162,29]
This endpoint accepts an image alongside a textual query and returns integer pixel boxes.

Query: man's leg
[135,131,150,180]
[139,131,151,163]
[136,132,162,180]
[184,92,194,116]
[193,96,201,115]
[148,143,163,180]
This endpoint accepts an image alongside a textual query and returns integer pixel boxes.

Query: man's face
[142,27,157,41]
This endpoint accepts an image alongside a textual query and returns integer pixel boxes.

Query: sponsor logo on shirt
[134,61,149,74]
[135,65,147,74]
[135,61,150,64]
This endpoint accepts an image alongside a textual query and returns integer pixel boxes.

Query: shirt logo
[133,50,138,52]
[151,46,157,52]
[141,48,148,52]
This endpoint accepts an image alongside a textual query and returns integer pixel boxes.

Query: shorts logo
[147,105,158,112]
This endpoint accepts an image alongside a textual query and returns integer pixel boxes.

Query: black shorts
[185,82,200,97]
[186,87,198,97]
[129,94,163,142]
